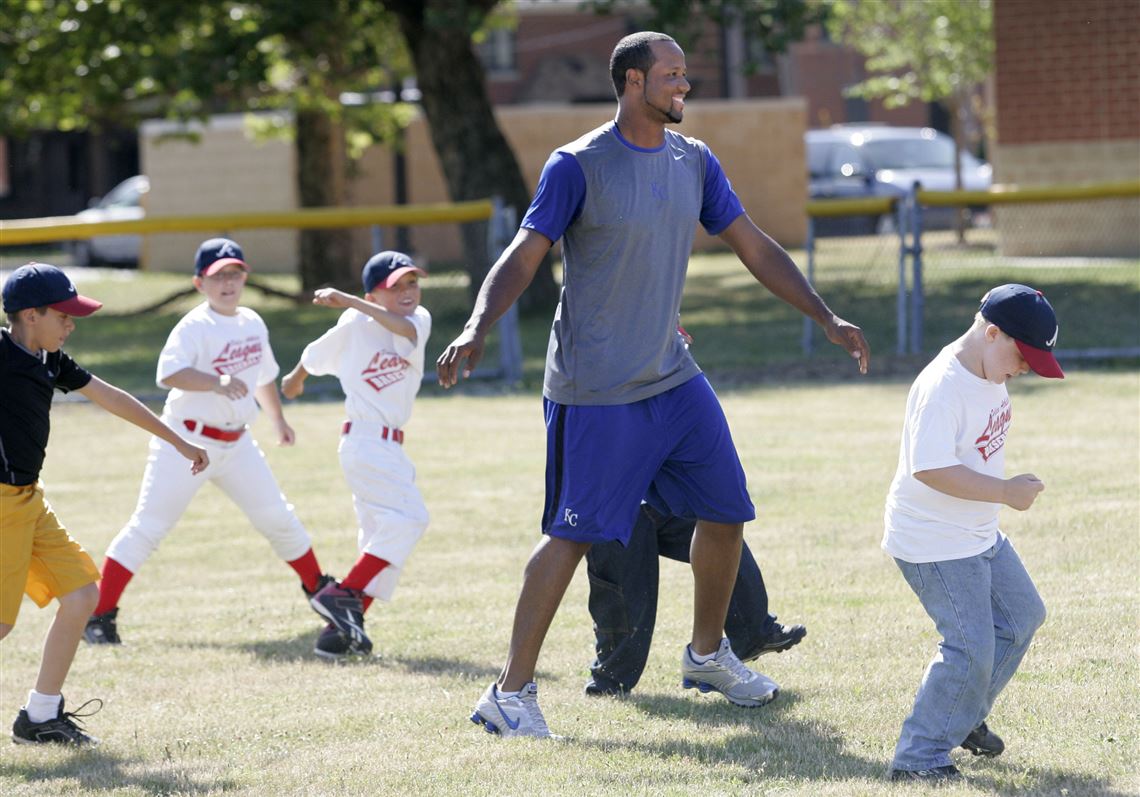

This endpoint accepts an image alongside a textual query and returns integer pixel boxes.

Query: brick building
[992,0,1139,256]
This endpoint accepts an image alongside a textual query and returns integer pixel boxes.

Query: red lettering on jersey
[361,350,409,392]
[212,337,263,375]
[975,399,1012,462]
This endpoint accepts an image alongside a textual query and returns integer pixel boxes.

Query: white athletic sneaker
[470,681,554,738]
[681,638,780,707]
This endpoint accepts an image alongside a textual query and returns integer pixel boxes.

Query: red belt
[184,420,246,442]
[341,421,404,445]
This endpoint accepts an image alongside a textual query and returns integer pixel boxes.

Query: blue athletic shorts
[542,374,755,545]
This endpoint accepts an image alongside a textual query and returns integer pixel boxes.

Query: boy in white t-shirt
[883,284,1064,783]
[85,238,333,645]
[281,251,431,659]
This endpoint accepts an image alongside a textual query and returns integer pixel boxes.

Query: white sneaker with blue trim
[682,638,779,707]
[470,681,554,738]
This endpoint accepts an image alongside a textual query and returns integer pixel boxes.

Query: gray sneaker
[681,638,779,707]
[470,682,555,739]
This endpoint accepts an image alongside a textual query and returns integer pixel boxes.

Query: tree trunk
[296,107,356,292]
[385,0,558,315]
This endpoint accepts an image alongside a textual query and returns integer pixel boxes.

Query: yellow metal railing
[0,200,495,246]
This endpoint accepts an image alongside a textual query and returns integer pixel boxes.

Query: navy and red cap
[980,284,1064,379]
[195,238,249,277]
[362,250,426,293]
[2,262,103,317]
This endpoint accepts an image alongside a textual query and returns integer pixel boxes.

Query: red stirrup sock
[340,554,390,593]
[93,558,134,616]
[362,596,374,614]
[287,549,323,593]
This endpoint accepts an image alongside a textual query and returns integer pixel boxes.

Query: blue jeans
[585,503,779,693]
[892,535,1046,771]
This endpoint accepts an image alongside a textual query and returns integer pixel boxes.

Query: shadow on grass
[0,750,235,795]
[579,692,1130,794]
[230,631,506,681]
[963,761,1133,797]
[578,695,886,782]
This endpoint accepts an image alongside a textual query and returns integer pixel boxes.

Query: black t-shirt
[0,329,93,485]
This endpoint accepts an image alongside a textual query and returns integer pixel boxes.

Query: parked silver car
[807,125,991,234]
[69,175,149,267]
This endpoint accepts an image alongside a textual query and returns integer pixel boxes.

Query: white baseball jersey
[883,346,1010,564]
[299,304,431,601]
[299,305,430,427]
[105,302,310,573]
[158,302,280,428]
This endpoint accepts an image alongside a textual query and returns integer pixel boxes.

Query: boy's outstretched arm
[78,376,209,474]
[312,288,417,342]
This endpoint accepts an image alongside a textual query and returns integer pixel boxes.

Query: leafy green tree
[823,0,994,210]
[0,0,557,306]
[587,0,819,59]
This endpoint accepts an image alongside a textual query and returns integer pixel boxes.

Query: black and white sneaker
[739,619,807,661]
[309,581,372,655]
[314,622,351,661]
[84,609,121,645]
[302,574,337,620]
[890,765,961,782]
[11,697,102,746]
[962,722,1005,757]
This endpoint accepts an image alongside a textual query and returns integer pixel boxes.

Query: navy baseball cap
[195,238,249,277]
[362,250,426,293]
[3,263,103,317]
[980,284,1064,379]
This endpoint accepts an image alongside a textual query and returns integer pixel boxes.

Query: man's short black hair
[610,31,676,98]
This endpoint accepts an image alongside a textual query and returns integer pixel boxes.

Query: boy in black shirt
[1,263,207,745]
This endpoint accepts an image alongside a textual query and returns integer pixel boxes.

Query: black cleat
[309,581,372,655]
[890,764,961,782]
[11,697,102,746]
[303,574,337,622]
[962,722,1005,757]
[314,622,351,661]
[740,620,807,661]
[84,609,121,645]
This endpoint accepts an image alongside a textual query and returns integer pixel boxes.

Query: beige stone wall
[360,98,808,267]
[141,100,808,273]
[993,140,1140,257]
[140,114,299,273]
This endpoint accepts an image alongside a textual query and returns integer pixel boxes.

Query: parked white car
[69,175,149,267]
[807,126,991,234]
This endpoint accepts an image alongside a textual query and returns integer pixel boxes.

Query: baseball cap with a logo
[980,284,1064,379]
[362,250,426,293]
[3,263,103,317]
[195,238,249,277]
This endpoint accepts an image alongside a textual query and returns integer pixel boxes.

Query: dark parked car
[807,125,992,235]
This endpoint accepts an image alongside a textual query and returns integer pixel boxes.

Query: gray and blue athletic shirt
[521,121,745,406]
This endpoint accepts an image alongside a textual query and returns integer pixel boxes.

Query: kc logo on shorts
[563,508,578,527]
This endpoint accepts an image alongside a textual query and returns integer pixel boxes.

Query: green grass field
[1,371,1136,796]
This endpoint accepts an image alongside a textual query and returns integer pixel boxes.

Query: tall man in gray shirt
[438,31,870,739]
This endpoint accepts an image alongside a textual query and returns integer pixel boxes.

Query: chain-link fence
[804,183,1140,365]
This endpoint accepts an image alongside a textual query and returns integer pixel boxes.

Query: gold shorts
[0,482,100,626]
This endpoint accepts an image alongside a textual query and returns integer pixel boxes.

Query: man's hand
[825,315,870,375]
[436,328,486,388]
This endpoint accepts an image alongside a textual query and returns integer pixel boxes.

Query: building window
[477,28,517,76]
